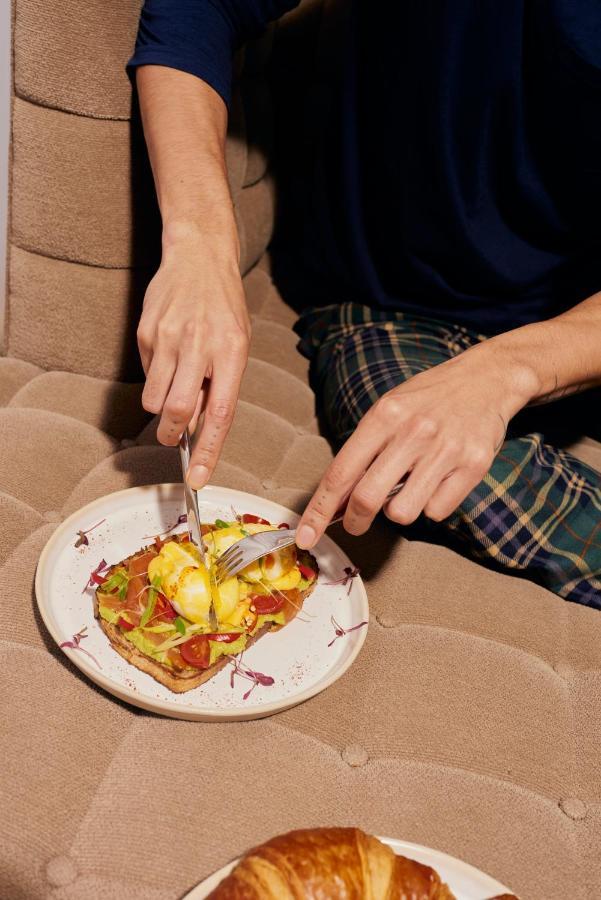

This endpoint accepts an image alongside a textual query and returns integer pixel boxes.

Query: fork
[212,479,406,584]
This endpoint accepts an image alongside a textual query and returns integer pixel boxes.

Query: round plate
[183,836,514,899]
[35,484,369,721]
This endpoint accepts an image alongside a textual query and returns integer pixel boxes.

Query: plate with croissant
[184,827,518,899]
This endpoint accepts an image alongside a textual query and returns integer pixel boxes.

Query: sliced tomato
[180,635,211,669]
[167,647,188,670]
[298,563,316,581]
[241,513,271,525]
[117,617,135,632]
[153,592,177,621]
[203,632,242,643]
[250,593,285,615]
[278,522,290,529]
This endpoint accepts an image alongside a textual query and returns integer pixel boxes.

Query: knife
[179,428,218,630]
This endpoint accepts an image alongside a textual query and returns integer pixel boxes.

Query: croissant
[207,826,517,899]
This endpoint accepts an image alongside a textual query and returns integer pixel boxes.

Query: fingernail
[188,465,209,490]
[296,524,316,549]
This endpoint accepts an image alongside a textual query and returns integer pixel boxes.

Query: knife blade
[179,428,218,630]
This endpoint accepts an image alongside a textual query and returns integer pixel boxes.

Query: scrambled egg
[146,525,300,626]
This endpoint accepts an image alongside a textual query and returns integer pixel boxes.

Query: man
[128,1,601,606]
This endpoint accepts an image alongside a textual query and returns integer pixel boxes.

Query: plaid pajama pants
[295,303,601,608]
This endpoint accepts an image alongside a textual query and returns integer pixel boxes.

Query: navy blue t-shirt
[128,0,601,334]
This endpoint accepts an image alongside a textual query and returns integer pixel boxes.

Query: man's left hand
[295,344,537,549]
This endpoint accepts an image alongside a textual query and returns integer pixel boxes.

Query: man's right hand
[135,65,249,490]
[137,224,250,490]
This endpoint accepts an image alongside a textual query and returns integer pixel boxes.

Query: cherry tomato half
[155,593,177,620]
[241,513,271,525]
[250,593,285,615]
[180,635,211,669]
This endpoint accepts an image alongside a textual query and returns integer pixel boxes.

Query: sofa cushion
[2,264,601,900]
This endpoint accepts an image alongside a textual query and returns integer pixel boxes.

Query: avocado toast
[93,515,319,693]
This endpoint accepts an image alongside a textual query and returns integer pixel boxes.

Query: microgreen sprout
[142,513,188,540]
[327,615,368,647]
[74,519,106,548]
[82,559,109,593]
[229,654,275,701]
[325,566,360,595]
[60,626,102,669]
[214,518,229,529]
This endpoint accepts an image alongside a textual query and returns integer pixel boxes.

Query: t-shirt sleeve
[127,0,300,107]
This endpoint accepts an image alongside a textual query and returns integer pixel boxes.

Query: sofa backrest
[5,0,291,381]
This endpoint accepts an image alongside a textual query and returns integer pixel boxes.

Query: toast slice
[93,525,319,694]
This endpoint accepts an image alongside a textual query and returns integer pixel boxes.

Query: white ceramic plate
[183,836,514,899]
[35,484,368,721]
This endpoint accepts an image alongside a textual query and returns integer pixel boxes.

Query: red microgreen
[74,518,106,549]
[229,654,275,701]
[82,559,109,593]
[327,615,368,647]
[60,626,102,669]
[142,513,188,540]
[325,566,360,595]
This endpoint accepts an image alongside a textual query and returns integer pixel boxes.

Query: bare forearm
[134,65,250,485]
[136,65,239,257]
[466,291,601,411]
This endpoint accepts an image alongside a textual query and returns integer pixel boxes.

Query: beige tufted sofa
[3,2,601,898]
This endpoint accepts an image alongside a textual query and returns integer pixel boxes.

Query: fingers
[422,451,493,522]
[188,385,207,435]
[137,295,161,375]
[137,319,154,375]
[388,441,493,524]
[141,343,177,418]
[187,348,247,489]
[295,413,388,549]
[156,349,207,447]
[383,452,455,525]
[341,443,416,536]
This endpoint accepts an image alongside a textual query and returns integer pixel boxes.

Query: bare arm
[489,291,601,404]
[136,65,250,488]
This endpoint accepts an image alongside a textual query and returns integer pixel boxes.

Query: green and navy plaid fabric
[295,303,601,608]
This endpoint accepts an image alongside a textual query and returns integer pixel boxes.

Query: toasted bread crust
[94,543,319,693]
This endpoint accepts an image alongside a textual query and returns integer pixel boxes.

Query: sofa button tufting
[559,798,587,820]
[46,855,77,887]
[342,744,368,767]
[42,510,61,524]
[120,438,136,449]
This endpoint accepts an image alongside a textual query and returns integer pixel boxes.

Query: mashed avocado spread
[98,603,283,669]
